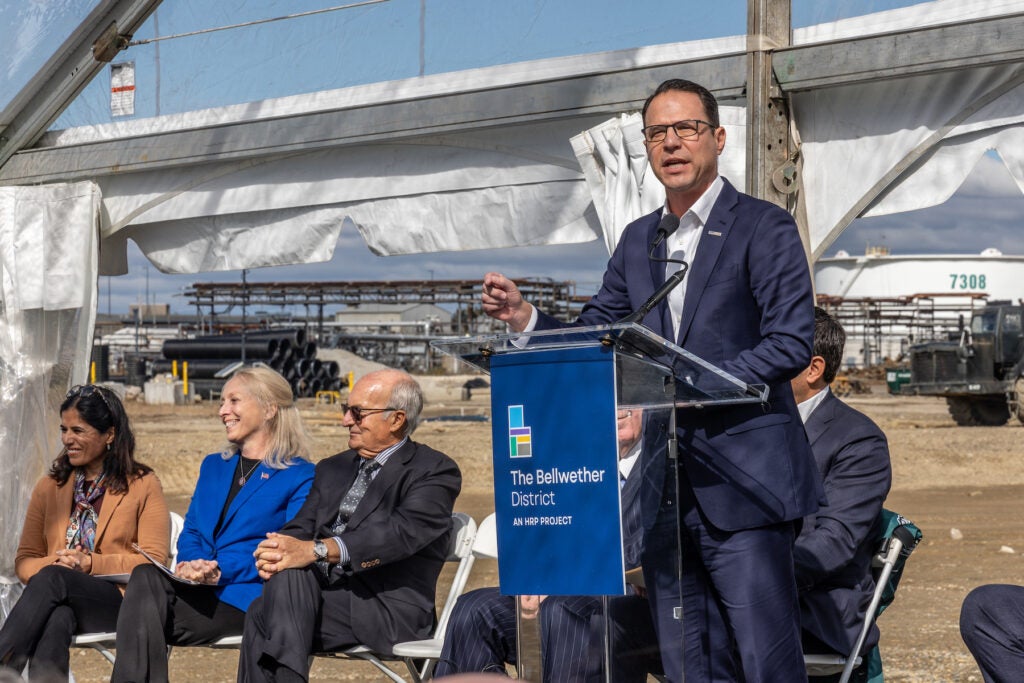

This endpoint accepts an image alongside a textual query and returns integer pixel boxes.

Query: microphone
[618,259,688,325]
[617,212,688,325]
[648,213,681,257]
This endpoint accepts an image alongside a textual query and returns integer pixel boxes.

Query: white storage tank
[814,248,1024,367]
[815,247,1024,301]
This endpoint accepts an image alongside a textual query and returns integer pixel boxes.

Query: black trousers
[238,567,358,683]
[0,564,123,678]
[110,563,246,683]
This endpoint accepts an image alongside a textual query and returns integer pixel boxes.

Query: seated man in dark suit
[239,368,462,683]
[607,307,892,682]
[793,307,892,681]
[434,408,652,681]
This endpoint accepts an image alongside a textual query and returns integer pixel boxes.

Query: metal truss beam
[775,12,1024,92]
[0,0,163,170]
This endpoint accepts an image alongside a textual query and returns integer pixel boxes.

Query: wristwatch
[313,540,328,562]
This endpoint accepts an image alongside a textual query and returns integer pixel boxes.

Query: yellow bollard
[183,361,189,397]
[172,359,178,378]
[347,371,354,390]
[90,361,96,384]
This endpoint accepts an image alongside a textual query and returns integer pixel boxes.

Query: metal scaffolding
[817,292,992,367]
[183,278,585,371]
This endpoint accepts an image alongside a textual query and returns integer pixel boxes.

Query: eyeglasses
[66,384,114,413]
[641,119,717,143]
[341,404,399,424]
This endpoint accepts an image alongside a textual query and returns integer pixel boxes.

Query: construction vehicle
[832,374,869,398]
[900,303,1024,426]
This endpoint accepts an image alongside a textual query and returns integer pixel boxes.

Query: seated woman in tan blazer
[0,384,169,679]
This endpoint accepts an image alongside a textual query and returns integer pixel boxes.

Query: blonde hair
[219,364,312,468]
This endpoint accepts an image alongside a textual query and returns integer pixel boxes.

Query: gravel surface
[62,379,1019,682]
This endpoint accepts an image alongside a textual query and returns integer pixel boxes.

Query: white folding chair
[389,511,497,680]
[72,511,185,666]
[206,511,480,683]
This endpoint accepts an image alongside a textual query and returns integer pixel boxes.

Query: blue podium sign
[490,344,625,596]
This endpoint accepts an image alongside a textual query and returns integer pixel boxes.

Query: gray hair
[388,374,424,436]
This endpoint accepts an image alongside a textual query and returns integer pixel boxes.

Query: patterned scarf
[65,469,108,551]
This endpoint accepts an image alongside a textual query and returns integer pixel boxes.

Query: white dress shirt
[664,175,724,341]
[796,385,831,425]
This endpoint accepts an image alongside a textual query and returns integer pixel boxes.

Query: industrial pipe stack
[155,329,345,399]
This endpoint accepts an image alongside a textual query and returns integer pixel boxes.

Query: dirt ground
[65,377,1022,682]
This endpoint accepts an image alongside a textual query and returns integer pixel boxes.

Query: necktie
[318,459,381,577]
[332,459,382,535]
[666,248,687,340]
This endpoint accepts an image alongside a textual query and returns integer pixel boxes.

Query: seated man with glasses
[240,369,462,682]
[433,408,657,680]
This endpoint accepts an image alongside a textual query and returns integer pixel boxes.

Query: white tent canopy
[572,0,1024,260]
[0,32,752,275]
[2,0,1021,274]
[0,182,98,590]
[1,0,1023,581]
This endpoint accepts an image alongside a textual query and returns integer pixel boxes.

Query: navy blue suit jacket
[279,439,462,654]
[176,453,315,612]
[795,390,892,655]
[537,178,822,531]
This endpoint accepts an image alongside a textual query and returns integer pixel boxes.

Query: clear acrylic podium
[432,322,767,682]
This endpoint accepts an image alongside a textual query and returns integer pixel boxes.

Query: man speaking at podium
[481,78,821,682]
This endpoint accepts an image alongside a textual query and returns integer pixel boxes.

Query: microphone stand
[618,262,689,325]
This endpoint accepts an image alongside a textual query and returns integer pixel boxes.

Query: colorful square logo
[508,405,532,458]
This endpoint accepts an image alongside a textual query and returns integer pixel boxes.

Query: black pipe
[152,360,244,379]
[191,328,306,347]
[211,328,307,347]
[162,339,278,360]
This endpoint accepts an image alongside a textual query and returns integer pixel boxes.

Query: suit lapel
[621,467,643,526]
[345,441,413,529]
[804,391,837,448]
[317,453,361,534]
[640,215,676,338]
[94,485,126,547]
[53,480,75,547]
[677,181,738,346]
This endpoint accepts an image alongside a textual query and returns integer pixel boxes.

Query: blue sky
[8,0,1020,315]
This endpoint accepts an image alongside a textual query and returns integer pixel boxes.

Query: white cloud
[956,151,1023,199]
[830,156,1024,257]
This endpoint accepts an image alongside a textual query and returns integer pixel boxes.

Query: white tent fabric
[795,63,1024,258]
[2,30,751,276]
[795,0,1024,43]
[3,0,1019,271]
[0,182,98,603]
[570,107,747,254]
[575,0,1024,258]
[88,121,605,274]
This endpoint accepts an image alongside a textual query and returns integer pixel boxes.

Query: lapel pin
[261,472,269,480]
[708,230,722,237]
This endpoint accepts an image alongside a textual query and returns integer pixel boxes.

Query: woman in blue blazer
[110,365,315,682]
